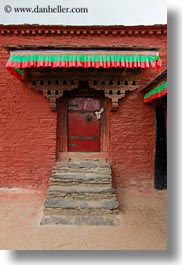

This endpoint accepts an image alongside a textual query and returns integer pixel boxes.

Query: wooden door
[68,97,101,152]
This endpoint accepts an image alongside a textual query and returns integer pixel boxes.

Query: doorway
[56,81,109,159]
[154,105,167,190]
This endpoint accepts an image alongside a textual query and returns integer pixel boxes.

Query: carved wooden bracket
[42,84,78,111]
[27,69,141,111]
[89,79,139,111]
[104,90,126,112]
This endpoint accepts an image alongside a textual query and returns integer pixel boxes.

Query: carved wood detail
[26,69,141,111]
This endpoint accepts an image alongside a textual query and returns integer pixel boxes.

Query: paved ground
[0,187,167,250]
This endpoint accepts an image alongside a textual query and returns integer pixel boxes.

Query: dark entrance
[68,97,101,152]
[154,105,167,189]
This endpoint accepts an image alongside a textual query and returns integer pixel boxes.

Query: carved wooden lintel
[27,69,141,111]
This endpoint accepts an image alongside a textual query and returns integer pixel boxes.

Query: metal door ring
[85,114,93,122]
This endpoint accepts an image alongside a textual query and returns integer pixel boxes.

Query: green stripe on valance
[8,54,160,63]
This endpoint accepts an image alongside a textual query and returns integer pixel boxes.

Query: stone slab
[48,185,115,193]
[43,206,119,215]
[51,172,112,179]
[40,214,120,226]
[45,199,119,209]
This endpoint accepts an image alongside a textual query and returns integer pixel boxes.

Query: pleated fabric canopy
[5,50,162,80]
[144,81,167,103]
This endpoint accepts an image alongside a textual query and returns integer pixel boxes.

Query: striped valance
[144,81,167,103]
[5,50,162,80]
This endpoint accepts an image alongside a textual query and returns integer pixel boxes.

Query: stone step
[53,167,112,174]
[50,179,111,186]
[47,193,116,201]
[41,159,120,225]
[44,198,119,209]
[50,173,112,185]
[43,199,119,215]
[46,185,116,200]
[56,160,110,169]
[51,172,112,178]
[41,214,120,226]
[47,185,115,193]
[43,206,119,216]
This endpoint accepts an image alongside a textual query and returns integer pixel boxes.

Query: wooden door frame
[56,90,109,160]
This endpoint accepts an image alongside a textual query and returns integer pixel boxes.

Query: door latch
[95,108,104,120]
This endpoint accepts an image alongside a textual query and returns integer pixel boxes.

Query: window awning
[144,81,167,103]
[5,50,162,80]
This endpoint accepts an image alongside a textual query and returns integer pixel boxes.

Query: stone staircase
[41,159,120,226]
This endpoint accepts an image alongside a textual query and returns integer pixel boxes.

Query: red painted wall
[0,25,167,189]
[110,92,155,190]
[0,49,56,188]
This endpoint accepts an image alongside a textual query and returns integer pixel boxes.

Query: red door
[68,97,101,152]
